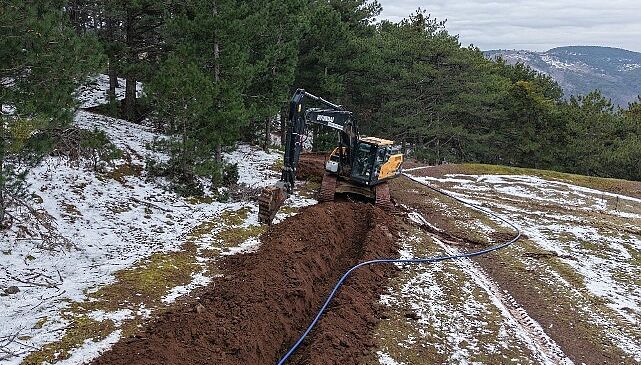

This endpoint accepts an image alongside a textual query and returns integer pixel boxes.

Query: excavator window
[351,142,376,183]
[373,147,388,177]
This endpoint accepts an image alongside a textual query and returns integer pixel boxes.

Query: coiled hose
[276,173,522,365]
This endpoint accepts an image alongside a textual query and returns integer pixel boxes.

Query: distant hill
[484,46,641,107]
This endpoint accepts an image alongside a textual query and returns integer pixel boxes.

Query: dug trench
[91,200,400,365]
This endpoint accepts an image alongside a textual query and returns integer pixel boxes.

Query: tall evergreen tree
[0,0,102,224]
[147,0,255,193]
[244,0,308,151]
[292,0,380,150]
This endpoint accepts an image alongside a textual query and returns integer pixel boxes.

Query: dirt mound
[91,202,399,365]
[296,152,327,181]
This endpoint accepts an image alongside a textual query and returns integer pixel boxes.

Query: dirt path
[392,174,637,364]
[409,211,570,364]
[90,201,399,365]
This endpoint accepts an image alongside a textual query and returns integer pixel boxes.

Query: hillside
[0,78,318,364]
[1,78,640,364]
[485,46,641,106]
[4,3,641,363]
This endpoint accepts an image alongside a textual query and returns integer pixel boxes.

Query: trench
[90,201,399,365]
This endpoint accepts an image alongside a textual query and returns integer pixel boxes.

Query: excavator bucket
[258,186,287,225]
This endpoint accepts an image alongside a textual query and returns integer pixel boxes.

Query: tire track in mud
[409,212,571,363]
[398,172,635,364]
[90,201,399,365]
[409,211,573,365]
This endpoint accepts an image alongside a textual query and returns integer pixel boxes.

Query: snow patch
[75,74,143,109]
[407,172,641,359]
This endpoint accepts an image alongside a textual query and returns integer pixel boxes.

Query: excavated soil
[296,152,328,181]
[91,201,399,365]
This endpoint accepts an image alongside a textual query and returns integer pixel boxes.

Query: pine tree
[0,0,102,224]
[147,55,217,195]
[244,0,309,151]
[147,0,254,193]
[292,0,380,151]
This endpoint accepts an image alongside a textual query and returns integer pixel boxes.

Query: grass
[32,317,47,330]
[22,249,199,364]
[271,158,284,173]
[220,207,252,226]
[390,169,641,363]
[106,163,143,184]
[90,251,199,308]
[22,316,115,365]
[451,163,641,197]
[298,180,321,199]
[22,205,266,364]
[216,226,265,247]
[368,225,537,364]
[185,195,215,205]
[61,202,81,223]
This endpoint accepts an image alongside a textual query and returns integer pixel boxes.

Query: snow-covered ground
[0,76,314,364]
[74,74,143,109]
[620,63,641,72]
[394,171,641,362]
[377,226,571,364]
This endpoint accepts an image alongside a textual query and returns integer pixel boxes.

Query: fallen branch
[9,275,59,289]
[8,193,75,251]
[130,197,172,213]
[0,327,22,359]
[31,289,66,310]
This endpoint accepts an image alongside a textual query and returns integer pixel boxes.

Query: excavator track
[318,173,337,202]
[375,182,394,211]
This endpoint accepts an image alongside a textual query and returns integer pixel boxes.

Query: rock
[4,286,20,295]
[404,311,420,321]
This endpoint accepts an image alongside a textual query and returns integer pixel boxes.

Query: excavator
[258,89,404,224]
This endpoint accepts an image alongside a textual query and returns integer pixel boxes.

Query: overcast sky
[377,0,641,52]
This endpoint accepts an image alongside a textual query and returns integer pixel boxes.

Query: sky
[377,0,641,52]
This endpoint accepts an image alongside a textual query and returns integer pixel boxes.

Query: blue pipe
[276,173,521,365]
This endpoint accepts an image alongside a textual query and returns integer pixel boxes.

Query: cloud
[377,0,641,52]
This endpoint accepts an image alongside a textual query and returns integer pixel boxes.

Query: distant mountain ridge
[484,46,641,106]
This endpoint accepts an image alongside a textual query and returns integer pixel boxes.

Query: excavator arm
[258,89,357,224]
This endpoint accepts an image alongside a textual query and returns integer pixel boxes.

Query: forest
[2,0,641,209]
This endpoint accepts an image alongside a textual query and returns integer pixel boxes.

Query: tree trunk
[124,7,136,122]
[0,125,5,224]
[263,117,270,152]
[125,76,136,122]
[280,105,287,146]
[108,58,117,103]
[182,119,188,174]
[106,15,117,103]
[212,1,220,84]
[213,1,222,163]
[215,144,222,164]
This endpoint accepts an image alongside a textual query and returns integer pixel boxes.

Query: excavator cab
[348,137,403,185]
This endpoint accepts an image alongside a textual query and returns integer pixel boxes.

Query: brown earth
[91,154,634,365]
[90,201,399,365]
[296,152,327,181]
